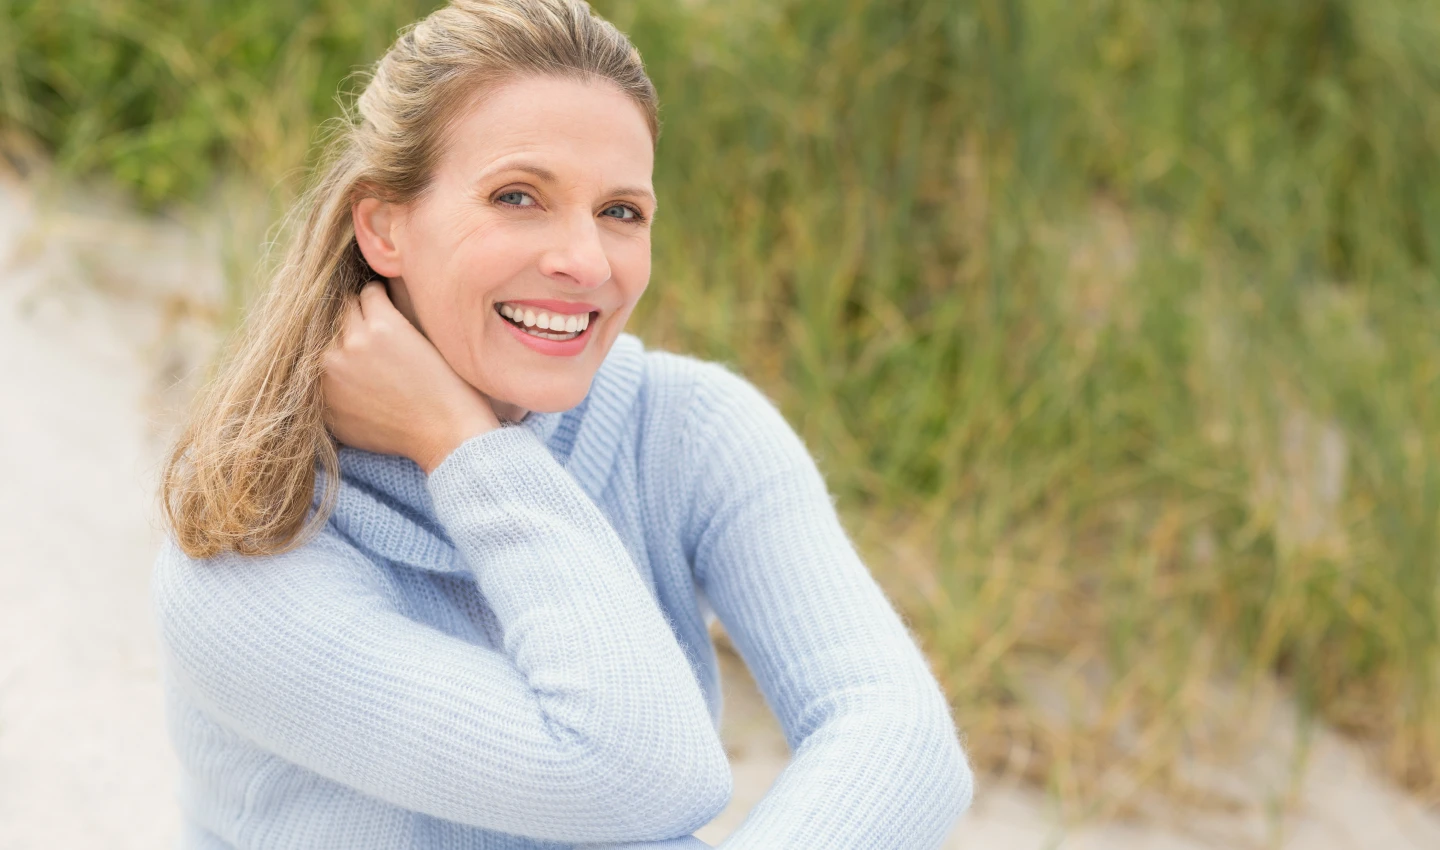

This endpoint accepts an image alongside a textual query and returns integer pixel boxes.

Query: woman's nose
[537,213,612,289]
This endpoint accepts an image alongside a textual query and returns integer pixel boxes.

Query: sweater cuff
[424,423,560,503]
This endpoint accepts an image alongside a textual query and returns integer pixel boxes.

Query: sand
[1,166,1436,849]
[0,171,191,849]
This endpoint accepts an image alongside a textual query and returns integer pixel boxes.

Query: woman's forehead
[440,76,655,188]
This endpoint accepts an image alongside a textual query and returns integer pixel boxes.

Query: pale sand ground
[1,167,1437,849]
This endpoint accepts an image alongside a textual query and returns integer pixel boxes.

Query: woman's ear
[353,195,405,278]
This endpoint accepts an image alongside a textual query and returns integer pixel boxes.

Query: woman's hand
[322,280,500,473]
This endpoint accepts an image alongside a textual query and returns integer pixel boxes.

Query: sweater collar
[321,332,645,574]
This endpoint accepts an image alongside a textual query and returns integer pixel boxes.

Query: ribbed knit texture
[151,333,974,849]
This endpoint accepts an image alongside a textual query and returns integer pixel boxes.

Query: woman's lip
[496,298,600,315]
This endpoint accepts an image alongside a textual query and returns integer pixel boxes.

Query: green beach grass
[4,0,1437,814]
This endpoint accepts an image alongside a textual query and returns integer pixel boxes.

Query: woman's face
[353,74,655,419]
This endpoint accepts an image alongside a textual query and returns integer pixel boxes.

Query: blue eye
[497,191,534,207]
[601,204,638,221]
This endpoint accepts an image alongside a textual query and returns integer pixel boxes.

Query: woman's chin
[488,381,593,419]
[464,346,606,419]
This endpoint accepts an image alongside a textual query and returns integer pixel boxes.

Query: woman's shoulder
[149,523,387,639]
[629,339,811,475]
[631,338,782,425]
[151,525,358,576]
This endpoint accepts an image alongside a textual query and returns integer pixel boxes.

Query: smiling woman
[152,1,973,848]
[348,75,655,419]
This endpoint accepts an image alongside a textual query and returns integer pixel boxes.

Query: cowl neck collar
[320,333,646,574]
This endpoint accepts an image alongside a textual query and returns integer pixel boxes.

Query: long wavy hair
[161,0,659,558]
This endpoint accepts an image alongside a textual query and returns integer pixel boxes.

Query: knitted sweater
[150,332,974,849]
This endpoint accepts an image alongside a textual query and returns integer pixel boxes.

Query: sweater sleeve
[151,425,730,844]
[682,363,974,849]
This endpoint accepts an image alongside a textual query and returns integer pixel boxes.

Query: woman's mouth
[494,303,596,342]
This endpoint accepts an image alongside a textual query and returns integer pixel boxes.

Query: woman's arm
[152,423,730,844]
[684,363,974,849]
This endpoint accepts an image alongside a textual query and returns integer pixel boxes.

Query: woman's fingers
[357,279,390,322]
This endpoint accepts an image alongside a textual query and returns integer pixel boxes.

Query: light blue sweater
[151,332,974,849]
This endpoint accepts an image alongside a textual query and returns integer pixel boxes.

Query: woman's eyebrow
[609,185,657,206]
[502,162,559,183]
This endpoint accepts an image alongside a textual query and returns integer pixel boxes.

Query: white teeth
[523,324,580,340]
[523,326,577,340]
[497,303,595,341]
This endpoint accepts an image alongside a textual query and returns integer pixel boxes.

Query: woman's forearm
[427,425,731,835]
[684,361,973,848]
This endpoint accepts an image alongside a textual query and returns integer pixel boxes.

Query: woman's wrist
[414,405,501,474]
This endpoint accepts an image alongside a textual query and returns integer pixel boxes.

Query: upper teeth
[499,304,589,333]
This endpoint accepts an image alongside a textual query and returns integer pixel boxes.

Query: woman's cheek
[610,239,651,295]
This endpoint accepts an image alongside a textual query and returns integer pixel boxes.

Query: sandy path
[1,168,1437,849]
[0,173,181,849]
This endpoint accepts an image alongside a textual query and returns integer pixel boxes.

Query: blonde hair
[162,0,659,558]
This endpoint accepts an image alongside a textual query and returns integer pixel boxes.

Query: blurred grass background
[3,0,1438,816]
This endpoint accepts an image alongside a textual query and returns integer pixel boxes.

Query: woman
[151,1,973,848]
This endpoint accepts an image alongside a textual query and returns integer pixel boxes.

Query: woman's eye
[601,204,638,221]
[497,191,534,207]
